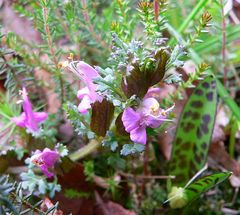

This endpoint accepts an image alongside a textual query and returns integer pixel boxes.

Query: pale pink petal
[25,118,38,132]
[144,87,161,99]
[141,97,159,109]
[33,112,48,123]
[77,61,99,91]
[12,113,26,127]
[77,61,99,80]
[122,108,141,132]
[22,87,34,117]
[130,126,147,145]
[78,95,92,114]
[145,115,163,128]
[139,97,159,115]
[77,87,90,99]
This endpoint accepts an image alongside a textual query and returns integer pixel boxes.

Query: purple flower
[12,88,48,133]
[122,90,174,145]
[31,148,59,178]
[70,61,103,114]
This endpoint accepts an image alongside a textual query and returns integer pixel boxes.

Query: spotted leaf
[184,172,231,204]
[166,172,231,209]
[169,76,217,186]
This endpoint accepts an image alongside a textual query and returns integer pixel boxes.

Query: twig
[118,171,175,180]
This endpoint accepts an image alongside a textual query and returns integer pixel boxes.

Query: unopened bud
[167,186,188,209]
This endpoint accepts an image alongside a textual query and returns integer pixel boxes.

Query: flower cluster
[68,60,174,145]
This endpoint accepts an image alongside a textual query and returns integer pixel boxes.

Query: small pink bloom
[31,148,59,178]
[12,88,48,133]
[74,61,103,114]
[122,95,174,145]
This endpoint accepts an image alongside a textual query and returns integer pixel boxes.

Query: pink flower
[12,88,48,133]
[31,148,59,178]
[70,61,103,114]
[122,88,174,145]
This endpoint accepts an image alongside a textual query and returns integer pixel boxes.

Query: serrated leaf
[21,171,47,194]
[120,143,145,156]
[55,143,68,157]
[164,73,183,84]
[169,76,217,186]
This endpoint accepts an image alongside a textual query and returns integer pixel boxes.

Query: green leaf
[168,0,211,45]
[169,76,217,186]
[184,172,231,203]
[166,172,231,209]
[55,143,69,157]
[194,25,240,55]
[165,18,240,122]
[64,188,90,199]
[164,73,182,84]
[120,143,145,156]
[21,170,47,194]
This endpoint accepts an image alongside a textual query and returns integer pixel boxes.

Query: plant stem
[69,139,101,161]
[169,0,210,45]
[141,142,149,195]
[220,0,227,86]
[118,171,175,180]
[42,6,65,111]
[81,0,109,50]
[165,22,240,121]
[154,0,159,21]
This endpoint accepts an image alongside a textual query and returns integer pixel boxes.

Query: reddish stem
[141,142,149,196]
[154,0,159,21]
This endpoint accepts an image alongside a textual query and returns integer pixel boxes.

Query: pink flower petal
[144,115,163,128]
[33,112,48,123]
[31,148,59,178]
[77,61,99,91]
[40,166,54,178]
[77,87,90,99]
[77,61,99,80]
[130,126,147,145]
[13,88,48,132]
[122,108,141,132]
[41,148,59,167]
[12,113,26,127]
[144,87,161,99]
[78,95,92,114]
[141,97,159,109]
